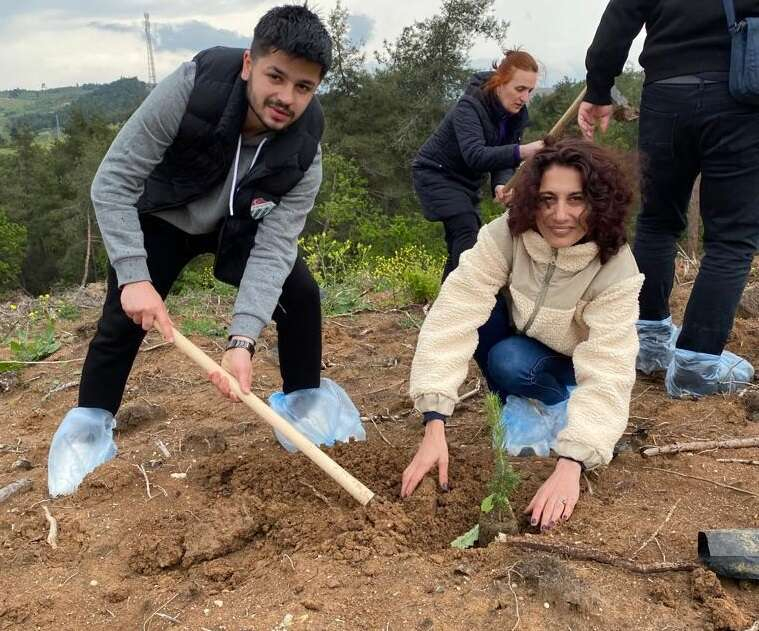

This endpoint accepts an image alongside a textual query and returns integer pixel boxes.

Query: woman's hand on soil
[401,420,449,497]
[524,457,581,531]
[209,345,254,402]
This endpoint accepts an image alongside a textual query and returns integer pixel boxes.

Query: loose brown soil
[1,274,758,630]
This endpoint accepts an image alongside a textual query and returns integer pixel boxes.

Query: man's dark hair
[251,5,332,77]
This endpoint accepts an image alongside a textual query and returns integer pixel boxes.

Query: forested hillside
[0,0,640,297]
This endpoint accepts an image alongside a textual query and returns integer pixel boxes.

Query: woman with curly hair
[401,138,643,531]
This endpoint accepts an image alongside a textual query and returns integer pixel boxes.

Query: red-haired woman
[412,50,544,278]
[402,138,644,531]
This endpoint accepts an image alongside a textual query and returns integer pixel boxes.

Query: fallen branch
[369,416,394,447]
[642,436,759,457]
[0,478,32,504]
[717,458,759,466]
[630,498,681,559]
[495,534,699,573]
[42,380,79,401]
[642,466,759,498]
[42,505,59,549]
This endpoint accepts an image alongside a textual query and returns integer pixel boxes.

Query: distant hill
[0,78,149,140]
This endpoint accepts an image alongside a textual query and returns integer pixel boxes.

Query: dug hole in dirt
[1,269,758,630]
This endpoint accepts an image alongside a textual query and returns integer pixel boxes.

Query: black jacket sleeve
[452,99,520,172]
[585,0,658,104]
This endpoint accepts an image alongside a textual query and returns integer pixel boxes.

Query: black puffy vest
[136,46,324,285]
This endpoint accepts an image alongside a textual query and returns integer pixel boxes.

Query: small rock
[0,371,19,393]
[10,459,32,471]
[737,283,759,318]
[325,577,341,589]
[416,618,434,630]
[543,602,550,609]
[214,600,223,607]
[454,564,473,577]
[103,587,129,604]
[743,391,759,423]
[301,599,323,612]
[90,580,99,587]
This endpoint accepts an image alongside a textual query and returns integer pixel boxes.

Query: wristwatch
[225,337,256,357]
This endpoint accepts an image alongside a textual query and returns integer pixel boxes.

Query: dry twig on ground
[629,498,681,560]
[717,458,759,466]
[42,505,59,549]
[642,466,759,498]
[496,535,699,573]
[0,478,32,503]
[642,436,759,457]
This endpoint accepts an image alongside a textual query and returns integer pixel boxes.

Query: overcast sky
[0,1,645,91]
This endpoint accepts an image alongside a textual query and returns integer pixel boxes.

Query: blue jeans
[474,296,576,405]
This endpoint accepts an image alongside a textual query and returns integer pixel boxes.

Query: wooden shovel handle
[169,327,375,506]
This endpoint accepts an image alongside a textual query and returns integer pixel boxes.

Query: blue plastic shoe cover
[665,348,755,398]
[47,407,117,497]
[268,378,366,453]
[500,391,571,457]
[636,316,679,374]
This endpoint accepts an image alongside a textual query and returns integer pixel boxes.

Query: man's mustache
[263,98,293,118]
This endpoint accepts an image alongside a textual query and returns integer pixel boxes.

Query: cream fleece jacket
[410,213,644,469]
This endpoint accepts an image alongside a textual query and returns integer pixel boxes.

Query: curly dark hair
[508,137,637,263]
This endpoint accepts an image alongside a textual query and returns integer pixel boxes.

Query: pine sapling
[478,393,520,543]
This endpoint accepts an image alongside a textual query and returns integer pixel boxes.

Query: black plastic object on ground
[698,529,759,580]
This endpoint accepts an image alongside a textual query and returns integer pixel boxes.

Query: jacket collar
[522,229,599,273]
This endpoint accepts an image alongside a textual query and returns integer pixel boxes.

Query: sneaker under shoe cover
[636,316,679,375]
[665,348,755,398]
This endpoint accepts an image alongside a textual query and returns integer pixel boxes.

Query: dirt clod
[182,426,227,455]
[116,401,167,433]
[743,391,759,422]
[691,568,751,631]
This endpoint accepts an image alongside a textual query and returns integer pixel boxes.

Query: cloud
[154,20,250,52]
[88,20,140,34]
[347,14,373,44]
[0,0,267,21]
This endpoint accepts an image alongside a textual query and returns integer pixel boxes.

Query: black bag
[722,0,759,105]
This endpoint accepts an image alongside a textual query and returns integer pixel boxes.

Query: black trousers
[441,212,482,280]
[79,215,321,414]
[634,81,759,355]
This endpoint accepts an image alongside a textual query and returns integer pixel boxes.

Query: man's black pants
[79,215,322,414]
[634,81,759,355]
[442,212,482,280]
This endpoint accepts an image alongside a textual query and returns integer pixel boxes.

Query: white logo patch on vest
[250,197,277,220]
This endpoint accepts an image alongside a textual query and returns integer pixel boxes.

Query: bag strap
[721,0,738,30]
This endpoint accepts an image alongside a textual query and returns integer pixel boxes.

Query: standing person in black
[579,0,758,398]
[412,50,544,279]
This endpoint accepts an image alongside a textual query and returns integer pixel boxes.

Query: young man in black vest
[80,5,331,412]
